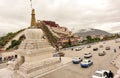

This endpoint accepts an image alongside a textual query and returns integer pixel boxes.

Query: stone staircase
[19,39,51,49]
[12,57,61,78]
[11,57,72,78]
[111,53,120,68]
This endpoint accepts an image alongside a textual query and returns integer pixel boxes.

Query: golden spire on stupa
[30,0,37,27]
[31,8,36,27]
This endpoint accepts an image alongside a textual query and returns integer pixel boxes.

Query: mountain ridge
[74,28,112,37]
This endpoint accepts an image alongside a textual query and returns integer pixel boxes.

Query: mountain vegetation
[6,34,25,50]
[0,29,25,49]
[40,22,58,46]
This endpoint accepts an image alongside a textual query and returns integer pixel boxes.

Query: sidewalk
[0,57,72,78]
[0,68,13,78]
[35,57,72,78]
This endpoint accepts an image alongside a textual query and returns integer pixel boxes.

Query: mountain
[74,28,112,37]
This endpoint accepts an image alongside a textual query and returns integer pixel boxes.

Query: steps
[111,53,120,68]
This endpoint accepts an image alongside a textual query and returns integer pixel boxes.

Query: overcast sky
[0,0,120,36]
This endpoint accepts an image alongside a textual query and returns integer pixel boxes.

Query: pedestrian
[71,48,73,51]
[108,70,114,78]
[114,48,116,53]
[59,56,61,62]
[119,46,120,49]
[104,71,109,78]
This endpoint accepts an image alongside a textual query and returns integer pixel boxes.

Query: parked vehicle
[92,70,109,78]
[80,59,93,68]
[53,52,65,57]
[93,48,98,51]
[84,52,92,58]
[105,46,110,50]
[6,59,15,65]
[98,51,106,56]
[72,57,82,64]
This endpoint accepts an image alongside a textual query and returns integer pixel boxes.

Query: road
[40,40,119,78]
[0,39,119,78]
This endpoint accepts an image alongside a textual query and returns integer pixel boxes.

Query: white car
[6,59,15,65]
[6,60,14,65]
[98,51,106,56]
[84,52,92,58]
[86,45,91,48]
[75,47,83,51]
[72,57,82,64]
[92,70,109,78]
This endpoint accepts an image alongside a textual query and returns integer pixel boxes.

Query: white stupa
[10,9,61,78]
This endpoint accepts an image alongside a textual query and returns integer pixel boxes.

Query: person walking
[108,70,114,78]
[114,48,116,53]
[59,56,61,62]
[104,71,109,78]
[119,46,120,49]
[71,48,73,51]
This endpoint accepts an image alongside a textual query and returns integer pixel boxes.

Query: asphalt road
[40,40,119,78]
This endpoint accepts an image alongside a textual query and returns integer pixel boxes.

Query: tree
[19,35,26,41]
[86,36,92,40]
[86,35,93,43]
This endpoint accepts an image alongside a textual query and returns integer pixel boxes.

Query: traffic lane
[40,62,95,78]
[41,50,117,78]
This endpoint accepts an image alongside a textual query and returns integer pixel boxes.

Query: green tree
[86,35,92,40]
[86,35,93,43]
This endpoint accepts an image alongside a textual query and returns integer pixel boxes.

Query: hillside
[74,28,112,37]
[0,29,25,50]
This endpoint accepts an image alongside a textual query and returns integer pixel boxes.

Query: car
[103,42,106,44]
[7,61,13,65]
[80,59,93,68]
[98,51,106,56]
[105,46,110,50]
[92,70,109,78]
[75,47,83,51]
[99,45,103,48]
[93,48,98,51]
[53,52,65,57]
[75,48,81,51]
[6,59,15,65]
[84,52,92,58]
[58,52,65,57]
[115,40,120,43]
[86,45,91,48]
[72,57,82,64]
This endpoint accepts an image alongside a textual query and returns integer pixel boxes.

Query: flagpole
[30,0,32,9]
